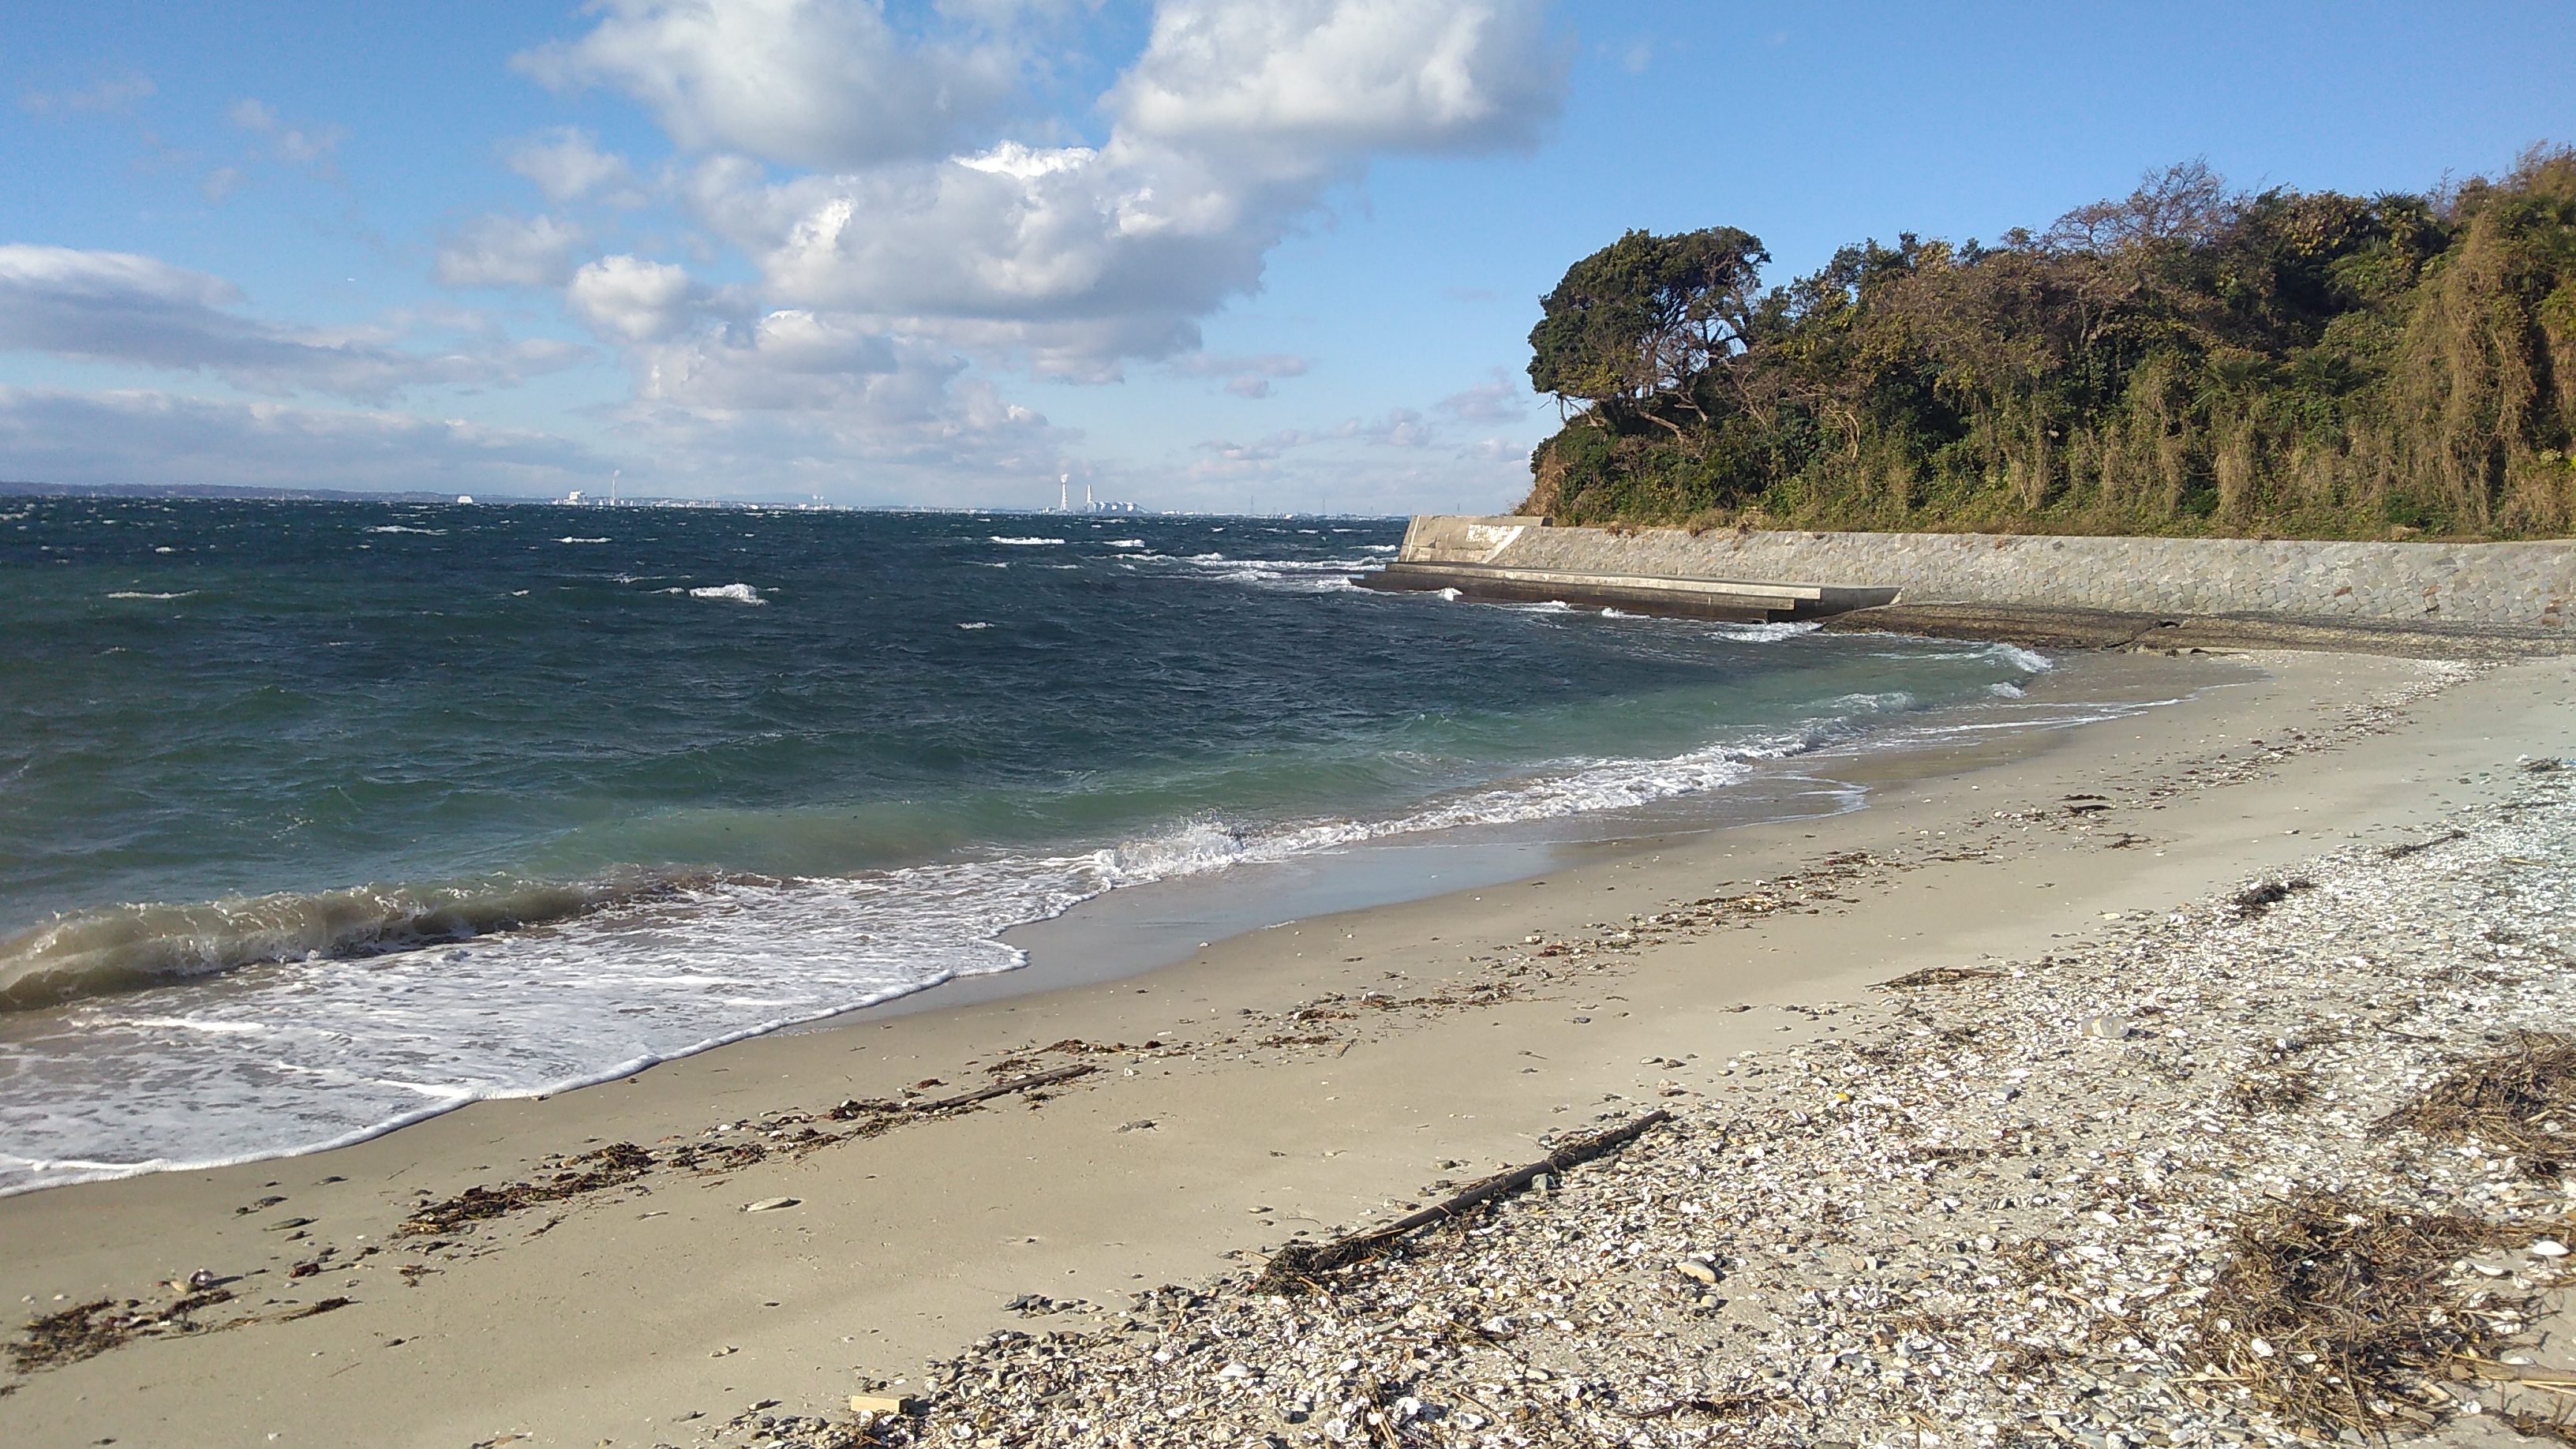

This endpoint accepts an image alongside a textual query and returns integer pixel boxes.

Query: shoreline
[0,638,2146,1200]
[2,644,2566,1447]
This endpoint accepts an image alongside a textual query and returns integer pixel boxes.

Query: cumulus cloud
[436,213,589,289]
[566,254,702,343]
[489,1,1566,502]
[653,1,1561,377]
[0,386,608,495]
[504,126,638,203]
[0,245,584,399]
[516,0,1020,170]
[1110,0,1559,173]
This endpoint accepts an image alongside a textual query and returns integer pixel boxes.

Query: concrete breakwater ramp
[1356,516,1896,623]
[1358,515,2576,653]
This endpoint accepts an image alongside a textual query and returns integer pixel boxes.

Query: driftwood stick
[838,1064,1096,1119]
[909,1064,1096,1111]
[1255,1109,1673,1290]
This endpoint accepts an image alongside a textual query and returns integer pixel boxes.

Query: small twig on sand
[1254,1110,1673,1293]
[834,1064,1096,1118]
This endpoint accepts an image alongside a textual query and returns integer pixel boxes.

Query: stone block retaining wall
[1399,518,2576,627]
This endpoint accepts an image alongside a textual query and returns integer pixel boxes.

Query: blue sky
[3,2,2570,514]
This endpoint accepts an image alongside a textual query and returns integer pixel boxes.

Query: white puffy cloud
[504,127,638,204]
[0,386,608,495]
[565,254,701,342]
[485,1,1565,504]
[1110,0,1559,174]
[515,0,1019,170]
[436,213,589,289]
[669,0,1560,383]
[0,245,584,399]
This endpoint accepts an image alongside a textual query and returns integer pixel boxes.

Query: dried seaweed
[398,1141,654,1236]
[2231,878,2316,919]
[2193,1192,2509,1432]
[6,1287,237,1372]
[2226,1063,2317,1114]
[1872,966,2001,990]
[2376,1030,2576,1176]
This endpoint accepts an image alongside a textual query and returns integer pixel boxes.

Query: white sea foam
[990,537,1065,546]
[104,590,197,601]
[1172,554,1376,594]
[0,700,1899,1197]
[365,526,446,535]
[1712,620,1821,643]
[687,584,766,605]
[556,537,612,545]
[958,621,994,630]
[1103,538,1145,549]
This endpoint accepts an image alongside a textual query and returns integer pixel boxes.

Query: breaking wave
[0,869,723,1012]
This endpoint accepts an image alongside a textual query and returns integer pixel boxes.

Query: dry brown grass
[2193,1192,2512,1432]
[2377,1030,2576,1177]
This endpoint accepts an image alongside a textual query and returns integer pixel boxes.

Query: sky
[3,2,2571,515]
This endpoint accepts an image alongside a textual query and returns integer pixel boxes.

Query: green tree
[1526,227,1769,435]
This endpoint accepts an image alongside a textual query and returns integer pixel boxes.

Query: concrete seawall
[1372,516,2576,629]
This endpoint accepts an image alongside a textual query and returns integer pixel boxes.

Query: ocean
[1,497,2080,1194]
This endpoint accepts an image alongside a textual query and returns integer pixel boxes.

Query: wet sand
[2,646,2567,1448]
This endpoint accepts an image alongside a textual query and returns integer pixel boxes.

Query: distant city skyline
[4,2,2571,515]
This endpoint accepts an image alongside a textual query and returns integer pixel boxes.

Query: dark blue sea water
[0,496,2063,1193]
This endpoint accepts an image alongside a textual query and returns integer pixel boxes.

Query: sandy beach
[6,642,2573,1449]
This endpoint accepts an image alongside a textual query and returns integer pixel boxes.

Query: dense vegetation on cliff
[1519,148,2576,539]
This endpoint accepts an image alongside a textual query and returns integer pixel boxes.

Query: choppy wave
[0,695,1971,1194]
[556,536,611,545]
[684,583,766,605]
[104,590,197,601]
[990,536,1065,546]
[0,870,719,1012]
[365,525,446,535]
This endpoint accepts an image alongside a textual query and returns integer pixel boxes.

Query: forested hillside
[1518,148,2576,539]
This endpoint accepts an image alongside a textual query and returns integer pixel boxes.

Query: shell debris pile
[676,691,2576,1448]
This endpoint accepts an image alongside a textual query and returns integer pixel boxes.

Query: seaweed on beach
[2231,878,2316,919]
[6,1286,237,1373]
[1873,965,2001,990]
[2192,1193,2510,1432]
[398,1140,655,1236]
[2226,1063,2318,1114]
[2376,1031,2576,1177]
